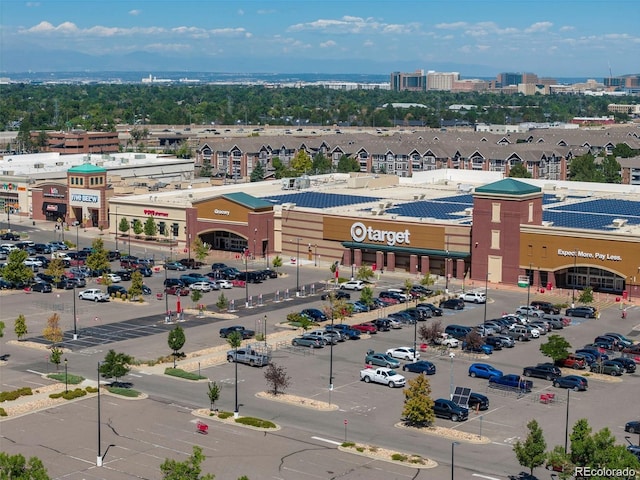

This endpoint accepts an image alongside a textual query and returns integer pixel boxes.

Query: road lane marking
[311,436,342,446]
[472,474,503,480]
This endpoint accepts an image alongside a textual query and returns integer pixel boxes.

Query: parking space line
[311,436,342,446]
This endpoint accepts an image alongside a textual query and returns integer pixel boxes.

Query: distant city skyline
[1,0,638,77]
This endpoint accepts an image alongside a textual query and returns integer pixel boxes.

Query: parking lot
[1,227,640,478]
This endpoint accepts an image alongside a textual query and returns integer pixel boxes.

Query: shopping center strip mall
[5,161,640,298]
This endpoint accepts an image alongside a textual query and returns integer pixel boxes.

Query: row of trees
[4,84,633,141]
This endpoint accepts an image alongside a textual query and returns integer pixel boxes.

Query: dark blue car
[402,360,436,375]
[553,375,588,391]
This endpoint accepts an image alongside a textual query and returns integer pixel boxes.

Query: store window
[158,222,166,235]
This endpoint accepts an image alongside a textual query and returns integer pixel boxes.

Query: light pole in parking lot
[164,266,169,320]
[244,247,249,307]
[526,263,532,323]
[74,221,80,251]
[295,237,301,293]
[97,361,103,467]
[64,358,68,393]
[451,441,459,480]
[483,272,489,335]
[449,352,455,399]
[564,389,571,454]
[571,247,577,308]
[72,285,78,340]
[413,296,418,362]
[114,206,119,252]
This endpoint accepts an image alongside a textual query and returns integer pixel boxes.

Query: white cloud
[237,9,244,15]
[257,9,275,15]
[363,39,373,47]
[128,9,141,16]
[144,43,192,53]
[210,27,250,37]
[320,40,336,48]
[476,45,490,51]
[26,2,41,7]
[435,21,467,30]
[525,21,553,33]
[287,15,417,35]
[560,25,575,32]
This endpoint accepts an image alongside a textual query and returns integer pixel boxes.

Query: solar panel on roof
[261,192,380,208]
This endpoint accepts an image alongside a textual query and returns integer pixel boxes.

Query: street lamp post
[296,237,301,293]
[266,219,270,268]
[97,361,103,467]
[72,286,78,340]
[483,272,489,335]
[445,235,450,293]
[564,389,571,454]
[75,221,80,252]
[253,228,257,263]
[5,205,10,231]
[526,263,532,323]
[449,352,455,399]
[64,358,68,393]
[413,297,418,362]
[164,265,169,321]
[114,206,118,252]
[451,441,459,480]
[263,315,267,346]
[128,220,133,257]
[234,342,239,417]
[245,248,249,307]
[328,295,335,392]
[314,244,318,267]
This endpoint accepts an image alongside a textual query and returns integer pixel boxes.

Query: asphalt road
[1,223,640,479]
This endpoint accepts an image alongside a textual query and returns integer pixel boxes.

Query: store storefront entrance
[555,266,625,295]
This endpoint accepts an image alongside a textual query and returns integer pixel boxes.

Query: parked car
[291,335,323,348]
[78,288,110,302]
[330,324,361,340]
[107,285,128,296]
[352,322,378,334]
[625,421,640,434]
[488,334,515,348]
[433,398,468,422]
[590,360,623,376]
[468,363,503,379]
[459,292,486,303]
[402,360,436,375]
[444,324,472,339]
[441,298,465,310]
[467,392,490,411]
[386,347,420,361]
[523,363,562,380]
[379,291,407,303]
[603,332,634,348]
[304,330,337,345]
[609,357,636,373]
[371,318,391,332]
[212,279,233,289]
[190,281,213,292]
[114,270,132,281]
[320,290,351,301]
[462,342,493,355]
[484,336,504,350]
[164,285,190,296]
[531,300,560,314]
[23,257,43,268]
[365,351,401,368]
[410,285,433,297]
[434,333,459,348]
[417,303,443,316]
[515,306,545,318]
[553,375,589,391]
[565,306,597,318]
[340,280,365,290]
[300,308,328,322]
[219,326,255,339]
[556,354,587,370]
[164,261,187,271]
[0,232,20,241]
[31,282,52,293]
[178,258,204,269]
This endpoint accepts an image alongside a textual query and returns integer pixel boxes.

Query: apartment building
[30,130,120,154]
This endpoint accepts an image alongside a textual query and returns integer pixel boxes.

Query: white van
[52,251,72,261]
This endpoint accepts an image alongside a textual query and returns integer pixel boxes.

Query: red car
[377,296,399,306]
[165,285,190,296]
[351,322,378,334]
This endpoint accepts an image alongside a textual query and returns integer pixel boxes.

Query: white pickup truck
[226,346,271,367]
[359,367,406,388]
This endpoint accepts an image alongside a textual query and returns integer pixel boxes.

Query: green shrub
[47,373,84,385]
[368,446,378,452]
[164,368,206,380]
[55,388,88,400]
[356,447,364,452]
[86,386,98,393]
[235,417,276,429]
[391,453,408,462]
[107,387,141,397]
[341,442,355,448]
[0,407,6,416]
[49,392,63,399]
[218,411,233,419]
[0,387,33,402]
[409,456,424,464]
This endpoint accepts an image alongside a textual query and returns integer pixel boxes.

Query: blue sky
[1,0,638,77]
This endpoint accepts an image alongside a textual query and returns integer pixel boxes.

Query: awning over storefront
[42,202,67,216]
[341,241,469,259]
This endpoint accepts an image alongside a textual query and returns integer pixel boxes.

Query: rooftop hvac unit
[33,163,44,169]
[542,221,554,227]
[371,208,383,215]
[413,194,420,200]
[419,193,426,199]
[555,194,566,201]
[378,201,386,209]
[612,218,628,228]
[385,201,393,208]
[464,208,473,216]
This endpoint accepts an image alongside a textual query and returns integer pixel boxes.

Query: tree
[44,258,66,282]
[168,326,186,368]
[128,270,144,299]
[192,237,209,264]
[513,419,547,476]
[568,153,604,182]
[264,363,291,396]
[420,273,435,286]
[216,293,229,312]
[144,216,158,239]
[199,159,212,178]
[578,286,594,305]
[42,313,63,346]
[132,219,144,237]
[508,162,532,178]
[401,373,435,427]
[250,161,265,182]
[99,349,133,386]
[160,446,214,480]
[271,255,283,272]
[418,319,443,344]
[289,150,312,175]
[118,217,130,237]
[15,313,28,340]
[601,155,622,183]
[0,320,4,338]
[49,347,62,370]
[463,330,484,351]
[207,381,220,411]
[191,289,203,306]
[0,452,51,480]
[539,334,572,362]
[355,265,373,282]
[359,286,374,309]
[336,155,360,173]
[312,152,332,174]
[85,238,110,275]
[2,249,34,286]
